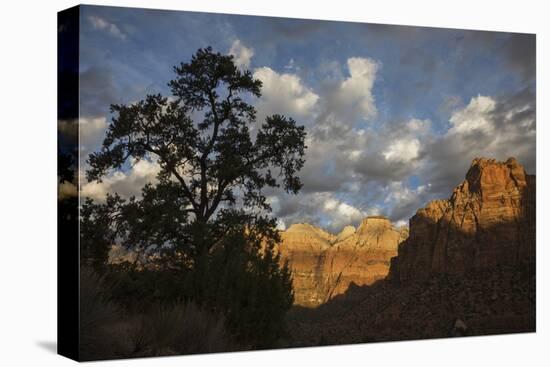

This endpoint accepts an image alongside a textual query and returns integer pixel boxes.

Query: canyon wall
[277,217,407,307]
[389,157,536,282]
[288,158,535,345]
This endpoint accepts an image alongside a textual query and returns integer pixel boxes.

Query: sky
[74,5,536,233]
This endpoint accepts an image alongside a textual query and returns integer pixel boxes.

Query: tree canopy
[86,47,306,260]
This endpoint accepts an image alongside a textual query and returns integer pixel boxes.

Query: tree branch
[205,178,231,220]
[168,165,200,214]
[137,140,200,214]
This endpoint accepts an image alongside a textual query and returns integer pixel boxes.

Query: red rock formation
[287,158,535,345]
[278,217,406,307]
[277,224,333,306]
[389,157,535,283]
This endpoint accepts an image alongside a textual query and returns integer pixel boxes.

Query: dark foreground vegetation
[79,266,234,360]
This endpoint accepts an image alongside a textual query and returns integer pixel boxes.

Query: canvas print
[58,5,536,361]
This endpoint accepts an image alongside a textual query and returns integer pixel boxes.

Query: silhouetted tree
[86,47,305,263]
[82,47,305,346]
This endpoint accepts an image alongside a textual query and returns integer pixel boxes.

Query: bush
[201,232,294,347]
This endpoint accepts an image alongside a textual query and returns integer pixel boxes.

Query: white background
[0,0,548,365]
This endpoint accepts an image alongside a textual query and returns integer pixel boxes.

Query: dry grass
[130,302,231,357]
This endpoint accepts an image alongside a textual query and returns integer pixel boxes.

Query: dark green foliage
[103,209,294,346]
[206,228,294,346]
[81,47,305,351]
[80,195,126,270]
[104,267,188,312]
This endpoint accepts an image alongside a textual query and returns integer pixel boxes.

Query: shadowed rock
[285,157,535,347]
[389,157,535,283]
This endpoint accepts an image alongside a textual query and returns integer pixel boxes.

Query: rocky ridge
[287,157,536,345]
[278,216,407,307]
[389,157,535,282]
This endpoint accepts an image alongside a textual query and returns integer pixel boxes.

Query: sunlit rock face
[288,159,535,345]
[278,217,407,307]
[389,157,536,283]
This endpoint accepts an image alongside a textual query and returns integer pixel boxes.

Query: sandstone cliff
[287,157,535,346]
[278,217,406,307]
[389,157,536,282]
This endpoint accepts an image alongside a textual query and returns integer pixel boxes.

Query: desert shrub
[200,230,294,347]
[105,266,189,312]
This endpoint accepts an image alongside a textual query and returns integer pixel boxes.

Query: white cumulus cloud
[325,57,379,123]
[253,67,319,120]
[339,57,379,120]
[229,39,254,69]
[406,118,431,133]
[88,15,126,40]
[321,195,367,231]
[448,95,496,135]
[383,138,421,163]
[80,116,108,157]
[81,157,161,201]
